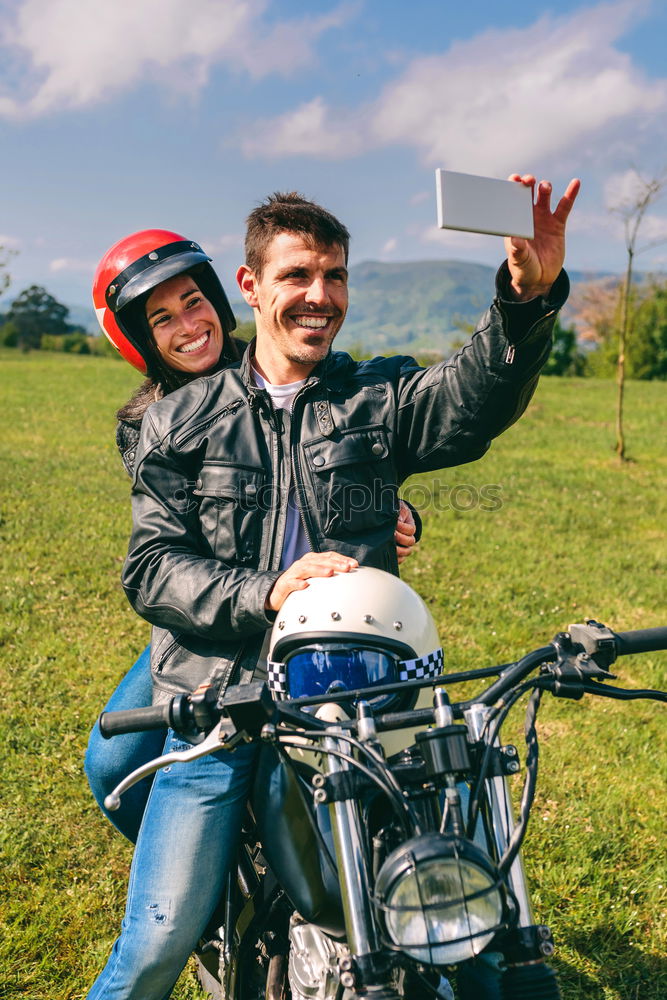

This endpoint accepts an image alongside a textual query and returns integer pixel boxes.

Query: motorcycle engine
[288,914,352,1000]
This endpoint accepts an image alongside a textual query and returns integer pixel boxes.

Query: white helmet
[267,567,443,706]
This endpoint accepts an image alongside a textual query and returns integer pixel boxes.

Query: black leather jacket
[122,266,568,701]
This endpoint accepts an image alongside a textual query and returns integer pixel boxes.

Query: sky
[1,0,667,314]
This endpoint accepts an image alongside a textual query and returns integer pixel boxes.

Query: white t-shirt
[251,368,312,569]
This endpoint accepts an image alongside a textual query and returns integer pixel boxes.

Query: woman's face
[145,273,224,374]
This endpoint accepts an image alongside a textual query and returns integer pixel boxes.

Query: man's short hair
[245,192,350,277]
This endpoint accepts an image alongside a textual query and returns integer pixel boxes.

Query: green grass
[1,350,666,999]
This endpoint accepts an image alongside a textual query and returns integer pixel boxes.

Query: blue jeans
[87,732,258,999]
[84,646,165,843]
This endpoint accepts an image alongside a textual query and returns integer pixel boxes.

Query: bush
[62,332,91,354]
[89,334,121,359]
[0,321,19,347]
[40,334,64,352]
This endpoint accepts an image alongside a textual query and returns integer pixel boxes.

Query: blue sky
[1,0,666,312]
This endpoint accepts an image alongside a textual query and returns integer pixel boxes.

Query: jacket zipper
[154,632,183,674]
[290,386,320,553]
[266,399,285,571]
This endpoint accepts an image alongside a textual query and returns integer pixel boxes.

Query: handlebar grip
[98,703,172,739]
[615,628,667,657]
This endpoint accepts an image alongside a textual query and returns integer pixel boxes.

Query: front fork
[321,730,396,996]
[464,704,560,998]
[464,703,535,925]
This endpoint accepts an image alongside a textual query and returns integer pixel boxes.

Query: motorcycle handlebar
[96,624,667,740]
[614,627,667,656]
[98,703,172,739]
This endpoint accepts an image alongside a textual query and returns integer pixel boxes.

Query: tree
[627,279,667,380]
[610,169,667,460]
[0,244,16,299]
[5,284,71,351]
[543,318,586,376]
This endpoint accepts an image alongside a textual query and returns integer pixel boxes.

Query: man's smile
[292,316,330,329]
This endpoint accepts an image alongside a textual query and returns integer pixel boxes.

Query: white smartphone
[435,169,534,239]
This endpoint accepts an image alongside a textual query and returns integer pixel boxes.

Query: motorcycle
[99,612,667,1000]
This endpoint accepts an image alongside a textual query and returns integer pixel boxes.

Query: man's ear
[236,265,259,308]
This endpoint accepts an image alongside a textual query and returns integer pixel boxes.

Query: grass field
[1,348,665,999]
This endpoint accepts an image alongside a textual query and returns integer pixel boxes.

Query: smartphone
[435,169,534,239]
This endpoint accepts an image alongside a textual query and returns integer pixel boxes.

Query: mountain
[232,259,500,356]
[234,260,619,357]
[342,259,496,355]
[63,260,625,353]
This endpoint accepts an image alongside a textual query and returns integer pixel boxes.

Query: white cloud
[242,96,367,159]
[202,233,244,255]
[639,214,667,247]
[49,257,95,273]
[243,1,666,175]
[0,233,22,249]
[380,237,398,254]
[604,168,667,211]
[0,0,353,116]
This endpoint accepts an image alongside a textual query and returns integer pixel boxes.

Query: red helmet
[92,229,237,374]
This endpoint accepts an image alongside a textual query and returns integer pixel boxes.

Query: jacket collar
[241,338,347,395]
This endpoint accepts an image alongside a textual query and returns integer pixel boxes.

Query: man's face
[145,273,223,374]
[238,233,348,382]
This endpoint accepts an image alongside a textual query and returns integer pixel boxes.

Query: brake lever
[103,720,245,812]
[544,640,617,700]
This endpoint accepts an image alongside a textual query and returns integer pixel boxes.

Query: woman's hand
[395,499,418,564]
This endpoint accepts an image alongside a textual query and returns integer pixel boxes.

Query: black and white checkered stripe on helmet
[398,647,444,682]
[267,660,287,698]
[267,648,444,699]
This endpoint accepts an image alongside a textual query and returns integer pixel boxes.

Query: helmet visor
[285,644,397,700]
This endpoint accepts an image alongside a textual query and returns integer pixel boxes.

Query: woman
[85,228,418,843]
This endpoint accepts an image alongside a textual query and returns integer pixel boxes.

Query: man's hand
[395,499,417,564]
[505,175,580,301]
[266,551,359,612]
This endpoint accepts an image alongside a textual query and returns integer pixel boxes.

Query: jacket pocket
[150,627,239,696]
[302,425,397,538]
[194,463,265,565]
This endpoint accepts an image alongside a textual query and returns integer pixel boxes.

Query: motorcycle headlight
[374,833,504,965]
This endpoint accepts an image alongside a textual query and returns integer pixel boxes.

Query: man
[89,177,579,998]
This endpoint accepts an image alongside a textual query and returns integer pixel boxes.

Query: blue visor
[285,646,397,700]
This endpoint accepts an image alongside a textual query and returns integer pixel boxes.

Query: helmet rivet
[108,284,116,295]
[331,611,341,621]
[298,615,307,624]
[363,614,373,624]
[278,620,285,630]
[393,621,403,631]
[148,251,159,260]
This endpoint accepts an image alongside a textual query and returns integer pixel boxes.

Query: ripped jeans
[87,732,258,1000]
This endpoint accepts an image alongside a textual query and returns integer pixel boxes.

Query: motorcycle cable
[276,734,418,837]
[465,675,553,842]
[497,686,543,873]
[472,676,667,870]
[278,730,417,833]
[273,714,415,814]
[500,680,666,873]
[578,683,667,703]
